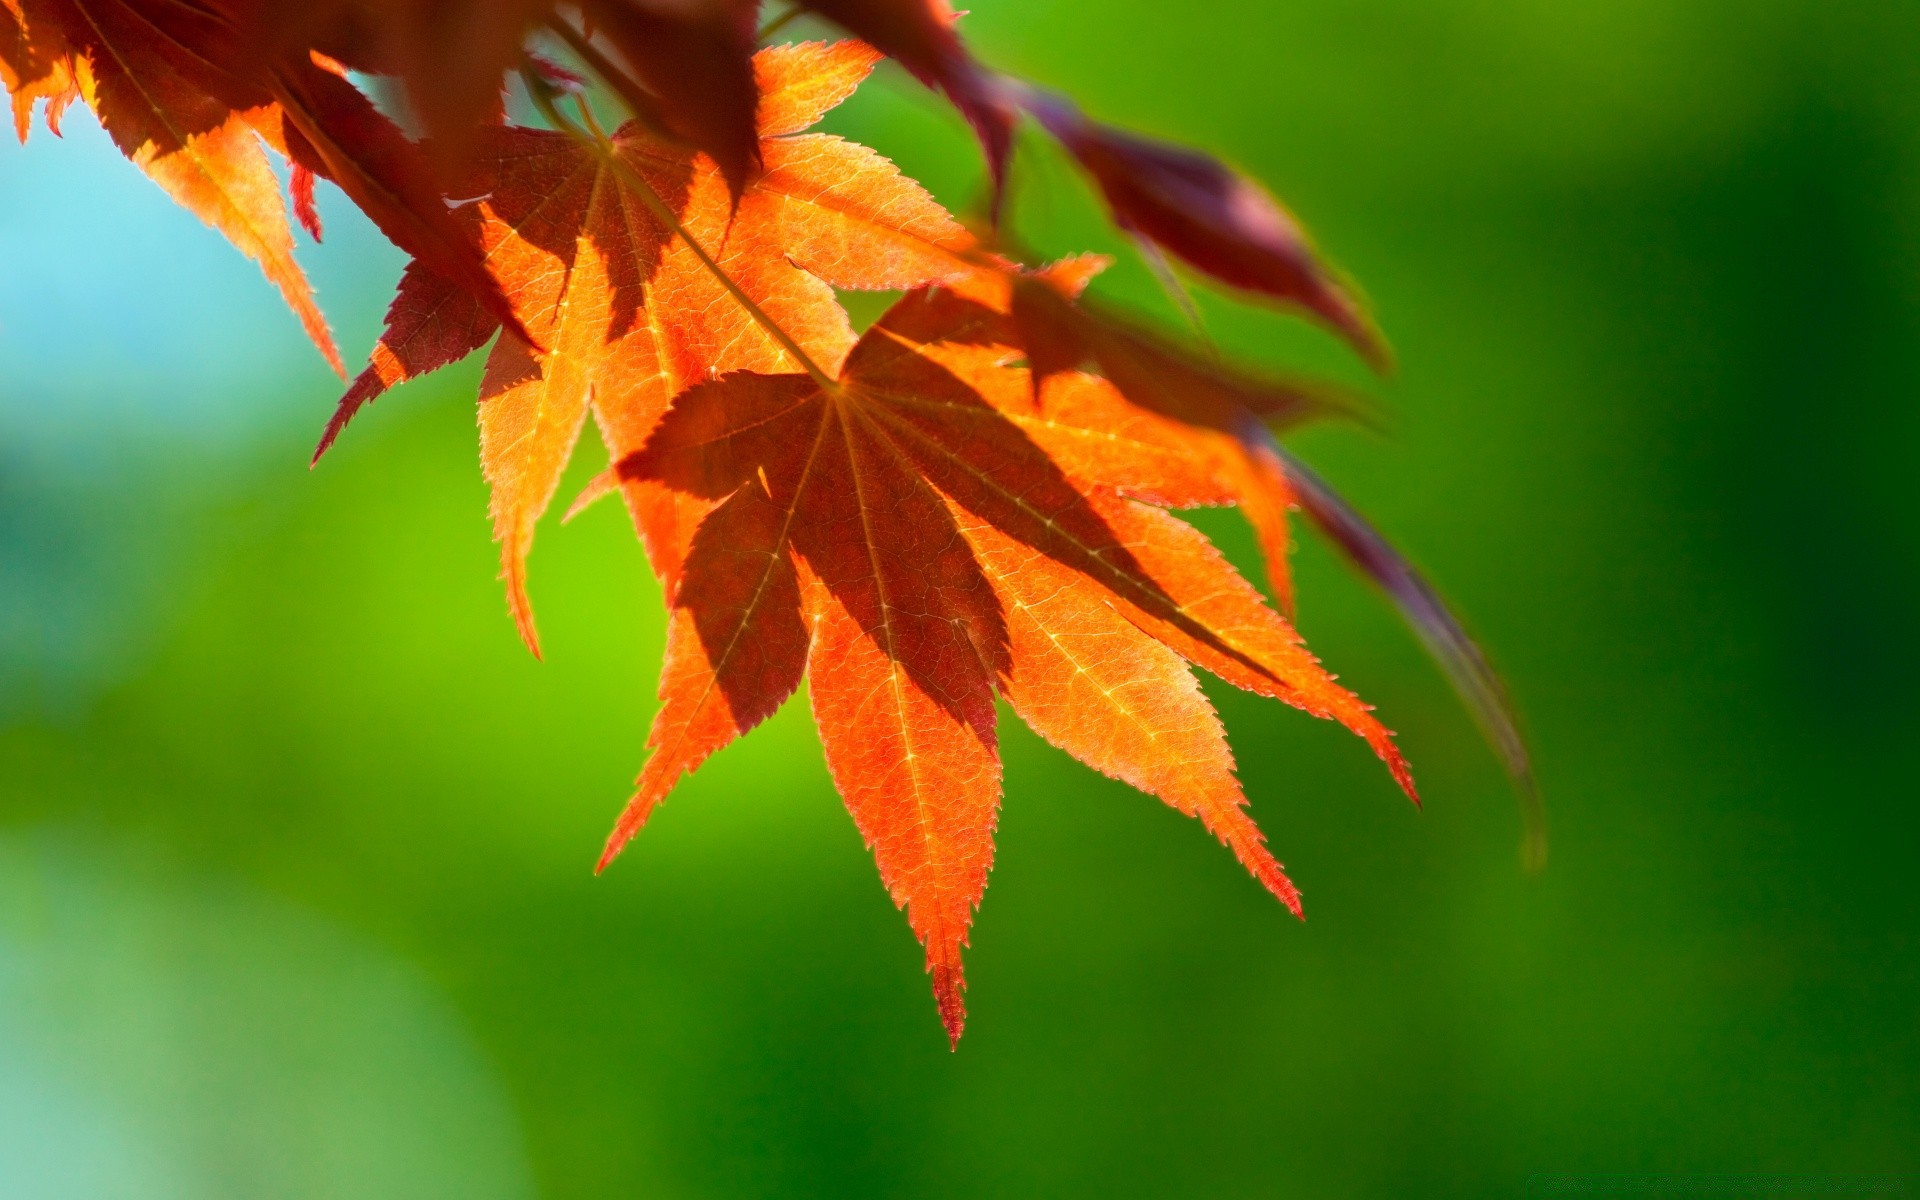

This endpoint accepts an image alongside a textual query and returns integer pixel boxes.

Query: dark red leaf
[1274,447,1542,864]
[290,160,322,240]
[798,0,1014,198]
[1020,87,1389,368]
[578,0,763,199]
[266,53,534,348]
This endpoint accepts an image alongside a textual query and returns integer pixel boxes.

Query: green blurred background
[4,1,1917,1195]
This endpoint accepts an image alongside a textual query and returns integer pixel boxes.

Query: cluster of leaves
[1,0,1531,1042]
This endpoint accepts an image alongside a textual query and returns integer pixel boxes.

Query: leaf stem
[758,4,804,41]
[1132,234,1213,358]
[545,18,675,145]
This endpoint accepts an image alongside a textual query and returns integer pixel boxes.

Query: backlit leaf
[591,288,1414,1040]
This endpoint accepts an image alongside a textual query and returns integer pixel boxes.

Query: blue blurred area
[0,111,401,721]
[3,2,1919,1196]
[0,111,401,440]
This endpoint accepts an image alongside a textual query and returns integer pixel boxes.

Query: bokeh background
[4,1,1918,1195]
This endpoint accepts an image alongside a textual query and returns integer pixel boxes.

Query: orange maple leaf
[321,40,990,654]
[584,285,1415,1044]
[933,256,1358,616]
[0,5,1536,1039]
[11,0,344,372]
[993,265,1536,838]
[3,0,533,364]
[0,0,77,139]
[313,39,1476,1043]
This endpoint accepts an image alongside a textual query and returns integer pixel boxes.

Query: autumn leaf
[0,2,1536,1040]
[582,285,1415,1043]
[307,41,1518,1041]
[1017,86,1389,368]
[1274,448,1543,868]
[15,0,344,372]
[895,256,1348,615]
[798,0,1015,193]
[557,0,764,198]
[262,0,550,171]
[321,39,986,655]
[3,0,529,363]
[0,0,77,139]
[981,264,1535,828]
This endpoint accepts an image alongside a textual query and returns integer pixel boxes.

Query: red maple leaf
[1,8,1537,1039]
[319,40,989,654]
[586,285,1415,1042]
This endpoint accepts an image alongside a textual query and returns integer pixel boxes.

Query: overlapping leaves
[1,6,1532,1039]
[581,286,1414,1039]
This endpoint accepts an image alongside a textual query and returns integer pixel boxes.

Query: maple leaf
[580,285,1415,1043]
[2,0,530,362]
[943,256,1349,615]
[986,265,1537,835]
[10,0,343,372]
[0,1,1535,1040]
[259,0,551,172]
[306,40,1531,1040]
[557,0,764,199]
[0,0,77,139]
[1276,448,1543,868]
[1016,86,1388,367]
[797,0,1015,194]
[320,39,988,655]
[257,1,768,195]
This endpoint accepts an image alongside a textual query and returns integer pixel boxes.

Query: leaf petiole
[758,4,804,42]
